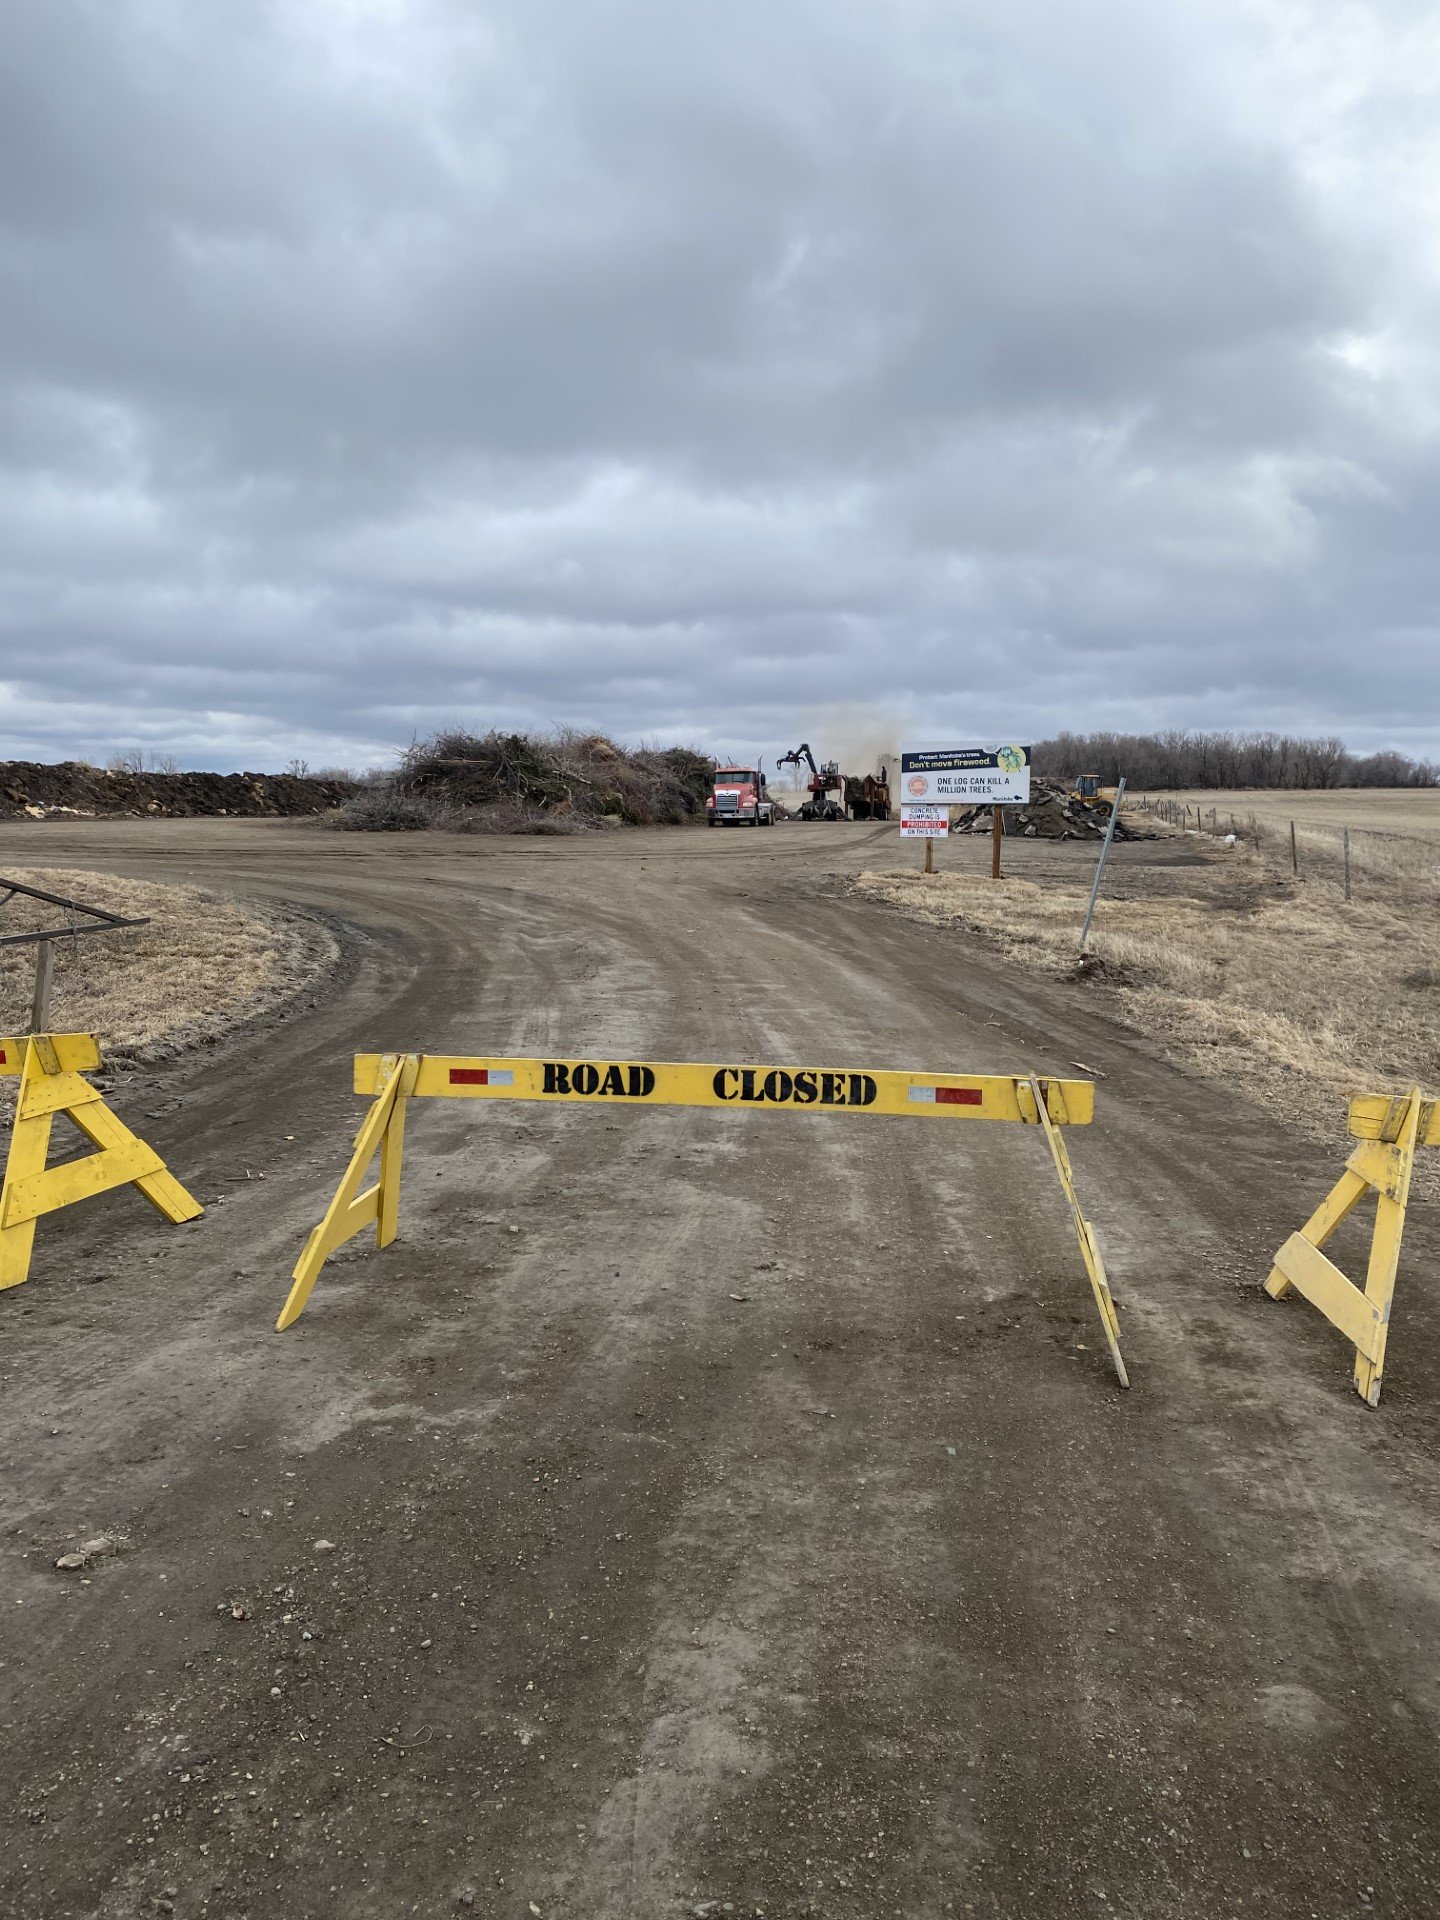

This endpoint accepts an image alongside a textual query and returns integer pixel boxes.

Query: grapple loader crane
[775,743,848,821]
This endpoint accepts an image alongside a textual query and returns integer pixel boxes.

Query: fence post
[30,937,54,1034]
[1291,821,1298,875]
[1344,826,1352,902]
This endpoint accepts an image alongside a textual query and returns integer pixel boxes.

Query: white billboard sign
[900,745,1032,806]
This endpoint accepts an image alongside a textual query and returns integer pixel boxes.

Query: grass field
[1141,787,1440,895]
[0,867,335,1063]
[1127,787,1440,910]
[858,789,1440,1184]
[1154,787,1440,842]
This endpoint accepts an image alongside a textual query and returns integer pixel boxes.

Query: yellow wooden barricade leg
[1265,1087,1421,1406]
[0,1042,58,1290]
[0,1035,203,1292]
[276,1053,419,1331]
[1024,1074,1129,1388]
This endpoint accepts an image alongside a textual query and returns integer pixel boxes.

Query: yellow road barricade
[0,1032,203,1291]
[279,1051,1129,1386]
[1264,1087,1437,1406]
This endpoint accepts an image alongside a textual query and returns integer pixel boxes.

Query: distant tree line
[1032,730,1438,791]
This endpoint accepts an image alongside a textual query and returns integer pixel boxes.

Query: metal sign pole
[1079,777,1127,954]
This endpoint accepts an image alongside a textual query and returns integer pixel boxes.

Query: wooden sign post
[991,804,1003,880]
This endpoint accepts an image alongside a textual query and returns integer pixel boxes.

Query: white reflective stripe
[488,1069,515,1085]
[907,1085,937,1103]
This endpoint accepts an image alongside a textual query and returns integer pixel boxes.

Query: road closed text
[712,1067,877,1107]
[539,1061,879,1106]
[354,1054,1095,1125]
[542,1061,656,1097]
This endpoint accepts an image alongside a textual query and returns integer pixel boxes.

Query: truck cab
[707,766,774,828]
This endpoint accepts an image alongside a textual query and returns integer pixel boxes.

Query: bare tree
[1033,728,1436,790]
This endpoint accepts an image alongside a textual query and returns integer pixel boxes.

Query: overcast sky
[2,0,1437,773]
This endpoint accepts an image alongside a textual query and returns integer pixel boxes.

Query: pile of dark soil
[0,761,354,820]
[333,729,714,833]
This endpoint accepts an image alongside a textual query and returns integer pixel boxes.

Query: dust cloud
[767,703,911,792]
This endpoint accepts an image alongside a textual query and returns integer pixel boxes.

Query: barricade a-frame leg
[0,1042,56,1289]
[0,1034,203,1292]
[1023,1073,1129,1388]
[1265,1087,1422,1407]
[276,1052,419,1330]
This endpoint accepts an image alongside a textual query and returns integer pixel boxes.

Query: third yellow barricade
[1265,1087,1437,1406]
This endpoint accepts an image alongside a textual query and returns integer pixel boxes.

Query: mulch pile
[0,761,354,820]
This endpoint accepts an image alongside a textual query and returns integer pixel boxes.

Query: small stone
[421,1639,432,1650]
[54,1553,87,1571]
[312,1539,336,1553]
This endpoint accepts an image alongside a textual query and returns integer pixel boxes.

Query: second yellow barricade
[278,1051,1127,1387]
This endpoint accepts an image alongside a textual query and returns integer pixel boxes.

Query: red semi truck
[706,765,775,828]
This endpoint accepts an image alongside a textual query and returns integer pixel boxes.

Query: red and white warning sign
[900,804,948,838]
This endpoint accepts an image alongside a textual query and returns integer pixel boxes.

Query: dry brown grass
[1159,787,1440,843]
[855,832,1440,1181]
[0,867,336,1063]
[1147,788,1440,893]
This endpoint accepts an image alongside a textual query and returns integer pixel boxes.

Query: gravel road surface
[2,817,1438,1920]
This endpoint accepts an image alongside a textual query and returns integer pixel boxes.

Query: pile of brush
[333,728,713,834]
[951,779,1143,840]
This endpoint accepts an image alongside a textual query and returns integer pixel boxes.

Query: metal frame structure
[0,875,150,1032]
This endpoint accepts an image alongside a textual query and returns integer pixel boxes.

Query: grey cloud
[1,0,1436,771]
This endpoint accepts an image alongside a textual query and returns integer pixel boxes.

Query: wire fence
[1135,796,1440,902]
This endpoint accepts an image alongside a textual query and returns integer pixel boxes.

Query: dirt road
[3,818,1439,1920]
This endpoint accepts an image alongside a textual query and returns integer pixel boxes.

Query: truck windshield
[714,773,757,788]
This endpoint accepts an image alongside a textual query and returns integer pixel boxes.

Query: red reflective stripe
[449,1068,489,1085]
[935,1086,982,1106]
